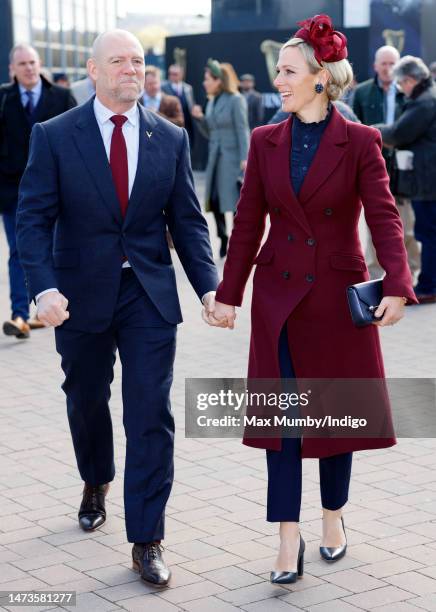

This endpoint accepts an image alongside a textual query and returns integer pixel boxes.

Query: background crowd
[1,38,436,340]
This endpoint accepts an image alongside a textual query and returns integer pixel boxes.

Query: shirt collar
[18,77,42,97]
[143,92,162,104]
[93,95,139,127]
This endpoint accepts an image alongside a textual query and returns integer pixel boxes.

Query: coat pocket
[53,248,80,269]
[253,245,274,265]
[330,253,366,272]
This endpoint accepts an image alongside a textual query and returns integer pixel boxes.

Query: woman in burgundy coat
[204,15,417,584]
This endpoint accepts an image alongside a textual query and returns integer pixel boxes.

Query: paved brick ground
[0,172,435,611]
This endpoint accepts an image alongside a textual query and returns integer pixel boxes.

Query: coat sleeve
[358,129,418,304]
[165,129,218,300]
[16,123,59,301]
[374,98,434,147]
[232,94,250,162]
[215,130,268,306]
[67,91,77,109]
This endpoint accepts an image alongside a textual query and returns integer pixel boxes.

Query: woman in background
[192,60,250,257]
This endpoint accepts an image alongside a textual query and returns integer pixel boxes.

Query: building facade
[1,0,120,83]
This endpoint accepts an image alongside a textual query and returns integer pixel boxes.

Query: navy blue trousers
[266,324,352,522]
[55,268,177,543]
[2,201,29,319]
[412,200,436,295]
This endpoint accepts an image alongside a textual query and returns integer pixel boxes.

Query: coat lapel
[297,105,348,205]
[123,105,158,227]
[266,116,312,235]
[73,97,123,226]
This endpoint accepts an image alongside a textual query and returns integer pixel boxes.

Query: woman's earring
[315,83,324,94]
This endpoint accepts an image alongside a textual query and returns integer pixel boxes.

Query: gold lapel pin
[146,131,153,138]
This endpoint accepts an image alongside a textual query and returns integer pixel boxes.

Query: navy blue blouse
[290,107,332,196]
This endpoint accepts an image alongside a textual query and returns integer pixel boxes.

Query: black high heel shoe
[270,534,305,584]
[320,515,347,562]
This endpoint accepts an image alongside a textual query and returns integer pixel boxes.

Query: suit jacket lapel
[33,83,52,123]
[123,105,158,227]
[297,105,348,205]
[266,116,312,235]
[73,97,123,225]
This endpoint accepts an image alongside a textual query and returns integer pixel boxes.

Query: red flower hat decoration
[294,14,348,64]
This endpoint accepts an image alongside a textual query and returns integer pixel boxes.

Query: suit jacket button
[282,271,290,280]
[273,207,280,214]
[306,237,316,246]
[287,233,294,242]
[324,208,333,216]
[306,274,314,282]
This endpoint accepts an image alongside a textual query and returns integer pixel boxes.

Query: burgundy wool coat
[215,104,418,458]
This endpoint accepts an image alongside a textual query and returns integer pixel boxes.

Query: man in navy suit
[16,30,218,587]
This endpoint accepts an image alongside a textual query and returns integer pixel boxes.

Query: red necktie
[109,115,129,218]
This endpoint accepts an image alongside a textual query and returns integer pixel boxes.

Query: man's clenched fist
[37,291,69,327]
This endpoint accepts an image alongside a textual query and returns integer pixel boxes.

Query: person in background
[429,61,436,81]
[141,66,184,127]
[0,43,76,340]
[192,59,249,257]
[70,75,95,105]
[374,56,436,304]
[353,45,420,280]
[53,72,70,88]
[239,73,264,130]
[162,64,195,145]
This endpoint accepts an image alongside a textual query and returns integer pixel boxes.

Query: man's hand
[37,291,70,327]
[372,296,406,327]
[202,291,227,328]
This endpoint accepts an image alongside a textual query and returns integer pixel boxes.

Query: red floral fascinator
[294,14,348,64]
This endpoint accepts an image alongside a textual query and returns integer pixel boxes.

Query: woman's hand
[372,296,406,327]
[191,104,204,119]
[240,160,247,172]
[203,299,236,329]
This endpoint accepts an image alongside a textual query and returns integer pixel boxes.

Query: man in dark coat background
[162,64,195,145]
[353,45,420,281]
[0,44,76,339]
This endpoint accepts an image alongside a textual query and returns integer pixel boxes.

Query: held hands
[372,296,406,327]
[202,292,236,329]
[37,291,69,327]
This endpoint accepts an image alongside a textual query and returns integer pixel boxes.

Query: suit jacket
[352,76,404,126]
[161,81,194,111]
[243,89,264,131]
[215,104,417,457]
[16,97,218,332]
[0,75,76,210]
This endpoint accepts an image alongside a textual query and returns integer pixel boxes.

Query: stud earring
[315,83,324,94]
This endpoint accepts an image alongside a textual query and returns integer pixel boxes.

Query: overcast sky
[124,0,211,15]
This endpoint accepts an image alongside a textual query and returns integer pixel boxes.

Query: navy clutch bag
[347,279,384,327]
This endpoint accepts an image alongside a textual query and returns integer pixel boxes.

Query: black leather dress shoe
[320,515,347,562]
[78,483,109,531]
[132,542,171,586]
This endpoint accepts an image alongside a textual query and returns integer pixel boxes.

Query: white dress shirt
[36,96,140,301]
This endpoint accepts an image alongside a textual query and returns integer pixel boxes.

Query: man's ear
[87,58,97,81]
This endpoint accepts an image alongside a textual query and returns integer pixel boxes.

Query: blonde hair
[282,37,353,101]
[206,62,240,95]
